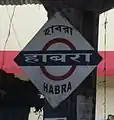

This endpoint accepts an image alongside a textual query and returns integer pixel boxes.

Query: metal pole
[43,7,99,120]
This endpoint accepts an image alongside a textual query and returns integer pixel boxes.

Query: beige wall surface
[96,76,114,120]
[98,9,114,51]
[0,5,47,50]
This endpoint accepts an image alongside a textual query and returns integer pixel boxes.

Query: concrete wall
[96,76,114,120]
[0,4,47,51]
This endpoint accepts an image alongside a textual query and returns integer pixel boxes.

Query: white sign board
[15,12,102,108]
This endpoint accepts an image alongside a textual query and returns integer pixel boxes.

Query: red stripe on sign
[0,51,114,76]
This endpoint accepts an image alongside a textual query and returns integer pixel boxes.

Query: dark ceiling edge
[0,0,42,5]
[0,4,41,5]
